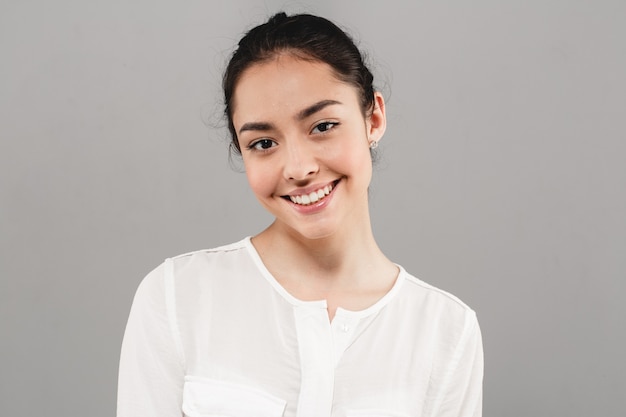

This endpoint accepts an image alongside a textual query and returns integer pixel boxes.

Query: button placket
[294,305,334,417]
[332,316,358,367]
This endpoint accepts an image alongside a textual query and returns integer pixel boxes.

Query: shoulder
[390,268,482,365]
[402,269,475,312]
[168,237,249,267]
[136,237,252,296]
[170,237,250,264]
[396,267,479,329]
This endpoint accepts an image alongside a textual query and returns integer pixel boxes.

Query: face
[232,54,386,241]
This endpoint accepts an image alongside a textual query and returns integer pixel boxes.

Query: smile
[284,181,337,206]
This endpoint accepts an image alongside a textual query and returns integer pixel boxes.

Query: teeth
[288,183,334,206]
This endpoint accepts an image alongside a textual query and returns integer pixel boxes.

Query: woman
[118,12,483,417]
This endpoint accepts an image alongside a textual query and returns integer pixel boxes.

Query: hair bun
[268,12,288,24]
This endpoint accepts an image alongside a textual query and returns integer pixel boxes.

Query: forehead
[232,55,359,125]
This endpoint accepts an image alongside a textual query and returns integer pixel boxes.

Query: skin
[232,54,398,320]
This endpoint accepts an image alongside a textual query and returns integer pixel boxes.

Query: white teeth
[288,183,335,206]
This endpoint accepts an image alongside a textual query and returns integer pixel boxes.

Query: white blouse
[117,238,483,417]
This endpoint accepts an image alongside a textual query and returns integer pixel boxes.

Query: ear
[367,92,387,144]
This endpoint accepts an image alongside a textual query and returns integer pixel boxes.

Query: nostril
[283,149,319,180]
[286,170,318,181]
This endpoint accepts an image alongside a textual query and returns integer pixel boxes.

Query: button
[341,324,350,333]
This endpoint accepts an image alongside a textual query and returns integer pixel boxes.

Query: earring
[369,140,379,149]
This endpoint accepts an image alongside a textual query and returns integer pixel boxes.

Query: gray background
[1,1,624,416]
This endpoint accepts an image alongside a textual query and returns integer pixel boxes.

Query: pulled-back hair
[223,12,376,154]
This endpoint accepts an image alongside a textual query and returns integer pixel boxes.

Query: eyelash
[247,138,276,152]
[311,121,339,134]
[246,121,339,153]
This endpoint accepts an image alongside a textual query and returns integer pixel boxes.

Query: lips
[283,180,338,206]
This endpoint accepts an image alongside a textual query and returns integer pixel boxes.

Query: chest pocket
[182,376,287,417]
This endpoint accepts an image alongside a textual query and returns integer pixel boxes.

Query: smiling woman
[234,56,384,243]
[117,12,483,417]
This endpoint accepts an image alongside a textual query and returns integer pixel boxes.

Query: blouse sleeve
[117,260,185,417]
[428,311,484,417]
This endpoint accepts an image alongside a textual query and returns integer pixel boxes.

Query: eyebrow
[296,99,342,120]
[238,121,274,135]
[238,99,342,135]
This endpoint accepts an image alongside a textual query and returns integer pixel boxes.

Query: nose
[282,139,319,181]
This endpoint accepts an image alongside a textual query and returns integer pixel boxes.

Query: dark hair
[223,12,376,154]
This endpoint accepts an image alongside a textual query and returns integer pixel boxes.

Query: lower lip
[287,181,339,215]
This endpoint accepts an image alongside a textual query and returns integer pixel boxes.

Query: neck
[252,214,389,289]
[251,211,399,320]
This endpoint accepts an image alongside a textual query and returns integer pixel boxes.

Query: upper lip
[282,179,338,197]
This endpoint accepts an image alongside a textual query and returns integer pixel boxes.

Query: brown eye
[311,121,338,134]
[249,139,277,151]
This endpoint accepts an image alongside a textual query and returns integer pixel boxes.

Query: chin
[297,229,335,241]
[282,220,340,242]
[303,219,349,241]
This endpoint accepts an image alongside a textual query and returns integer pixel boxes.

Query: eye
[248,138,277,152]
[311,121,339,134]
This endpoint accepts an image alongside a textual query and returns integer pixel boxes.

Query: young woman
[118,12,483,417]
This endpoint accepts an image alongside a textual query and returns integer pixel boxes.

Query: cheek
[244,160,276,197]
[326,138,372,175]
